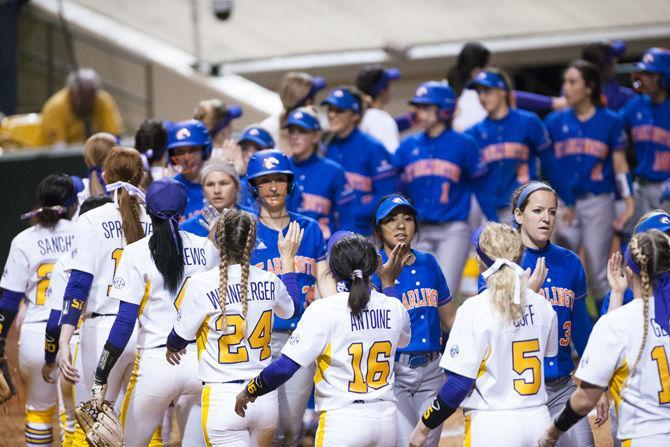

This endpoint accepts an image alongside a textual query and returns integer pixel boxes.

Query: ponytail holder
[482,258,525,304]
[351,269,364,281]
[106,181,146,203]
[20,206,66,220]
[140,150,153,172]
[87,166,106,192]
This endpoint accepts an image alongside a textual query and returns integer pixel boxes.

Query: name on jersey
[255,256,316,277]
[402,159,461,183]
[183,247,208,266]
[344,172,372,193]
[481,143,529,162]
[38,234,74,255]
[554,138,608,159]
[350,309,391,331]
[401,288,438,310]
[204,281,276,309]
[300,193,332,214]
[651,318,669,338]
[513,304,536,328]
[101,220,153,239]
[653,151,670,172]
[538,286,575,310]
[631,124,670,148]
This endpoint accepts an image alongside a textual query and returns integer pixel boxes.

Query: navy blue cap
[238,126,275,149]
[326,230,355,257]
[284,108,321,131]
[146,178,188,219]
[321,88,361,113]
[467,70,509,91]
[635,211,670,234]
[374,195,416,226]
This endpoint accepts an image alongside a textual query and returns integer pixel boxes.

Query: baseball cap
[634,211,670,234]
[284,108,321,131]
[356,66,401,99]
[321,88,361,113]
[238,126,275,149]
[374,195,417,227]
[467,70,509,91]
[145,178,188,219]
[327,230,355,258]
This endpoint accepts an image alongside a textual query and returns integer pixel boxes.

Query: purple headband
[471,227,494,267]
[87,166,107,194]
[624,244,642,275]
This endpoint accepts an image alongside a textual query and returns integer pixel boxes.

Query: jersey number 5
[512,339,541,396]
[215,310,272,364]
[348,341,392,393]
[651,345,670,404]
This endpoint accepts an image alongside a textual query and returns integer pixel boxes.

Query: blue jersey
[371,249,450,353]
[478,243,589,379]
[325,128,397,236]
[544,107,628,205]
[286,154,355,240]
[394,128,486,222]
[600,288,634,316]
[174,174,204,221]
[250,211,326,331]
[180,204,252,237]
[619,95,670,182]
[466,108,551,214]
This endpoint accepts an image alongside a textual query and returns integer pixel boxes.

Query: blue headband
[471,227,494,268]
[624,244,641,275]
[512,182,556,229]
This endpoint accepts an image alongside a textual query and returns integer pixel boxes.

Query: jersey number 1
[651,345,670,404]
[348,341,392,393]
[512,339,541,396]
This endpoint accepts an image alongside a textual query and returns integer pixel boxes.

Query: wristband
[44,334,58,364]
[94,341,124,385]
[615,172,633,199]
[245,375,268,398]
[554,398,585,432]
[421,395,456,429]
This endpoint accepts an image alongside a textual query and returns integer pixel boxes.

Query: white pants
[78,315,137,409]
[463,406,551,447]
[315,400,397,447]
[621,434,670,446]
[202,382,278,447]
[270,331,316,447]
[120,346,204,447]
[414,221,471,297]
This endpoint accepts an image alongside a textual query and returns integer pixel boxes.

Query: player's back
[283,290,410,412]
[442,289,558,412]
[576,299,670,440]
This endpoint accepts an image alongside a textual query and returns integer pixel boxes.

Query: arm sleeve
[257,354,301,391]
[514,90,554,112]
[574,316,624,388]
[0,290,24,337]
[280,303,329,367]
[439,303,489,379]
[44,309,61,363]
[437,370,476,408]
[276,273,298,319]
[570,298,593,358]
[61,270,94,326]
[106,301,140,350]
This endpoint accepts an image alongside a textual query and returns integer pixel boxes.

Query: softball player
[236,234,411,447]
[167,119,213,220]
[0,174,78,447]
[356,65,401,153]
[234,126,276,210]
[410,223,558,447]
[395,81,487,297]
[369,194,452,447]
[56,147,152,415]
[322,86,397,237]
[86,178,218,446]
[284,106,354,240]
[246,149,336,446]
[167,208,299,447]
[619,48,670,222]
[545,59,635,305]
[466,69,552,222]
[539,229,670,446]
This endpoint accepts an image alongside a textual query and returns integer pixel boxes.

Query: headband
[624,244,641,275]
[87,166,106,192]
[482,258,525,304]
[513,182,556,229]
[472,227,495,267]
[106,181,146,204]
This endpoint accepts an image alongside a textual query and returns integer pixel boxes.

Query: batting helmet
[409,81,456,120]
[246,149,294,196]
[636,48,670,89]
[167,119,212,162]
[238,126,275,149]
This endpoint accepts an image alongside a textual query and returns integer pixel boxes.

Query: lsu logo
[415,86,428,97]
[262,157,280,170]
[176,128,191,140]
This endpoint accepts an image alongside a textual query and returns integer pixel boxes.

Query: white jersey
[453,88,488,132]
[360,108,400,153]
[46,253,69,312]
[576,299,670,440]
[109,231,218,349]
[1,220,75,323]
[173,264,294,383]
[281,291,411,412]
[441,289,558,411]
[67,202,152,316]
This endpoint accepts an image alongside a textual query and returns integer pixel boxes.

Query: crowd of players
[0,40,669,447]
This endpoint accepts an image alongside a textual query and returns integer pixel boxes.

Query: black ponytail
[148,214,184,295]
[35,173,75,227]
[328,235,378,316]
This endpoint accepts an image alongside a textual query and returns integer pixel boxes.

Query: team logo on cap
[334,90,344,97]
[263,156,280,169]
[661,216,670,224]
[294,112,303,119]
[176,128,191,140]
[416,86,428,96]
[643,53,655,64]
[249,128,259,136]
[392,197,405,204]
[477,72,487,80]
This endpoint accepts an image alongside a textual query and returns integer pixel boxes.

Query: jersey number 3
[512,339,541,396]
[348,341,392,393]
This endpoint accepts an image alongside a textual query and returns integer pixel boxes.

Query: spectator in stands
[193,98,242,148]
[41,68,123,146]
[356,65,401,153]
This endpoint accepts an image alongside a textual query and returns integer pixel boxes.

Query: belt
[638,178,663,186]
[395,352,440,369]
[203,379,245,385]
[352,398,383,404]
[89,313,117,319]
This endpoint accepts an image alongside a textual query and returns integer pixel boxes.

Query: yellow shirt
[41,87,123,145]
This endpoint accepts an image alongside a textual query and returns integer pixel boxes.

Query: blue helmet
[167,119,212,162]
[409,81,456,119]
[246,149,294,196]
[238,126,275,149]
[636,48,670,89]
